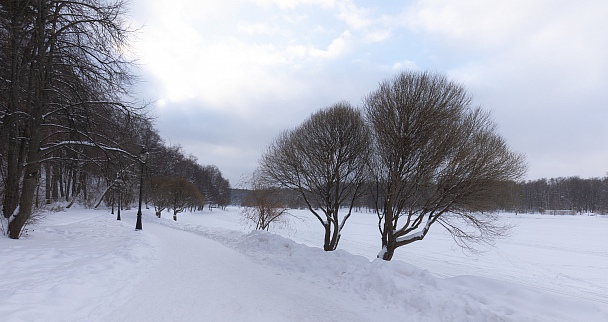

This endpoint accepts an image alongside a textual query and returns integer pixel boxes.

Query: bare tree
[363,71,527,260]
[260,102,371,251]
[240,170,291,231]
[149,176,171,218]
[0,0,143,238]
[165,177,204,221]
[145,146,231,211]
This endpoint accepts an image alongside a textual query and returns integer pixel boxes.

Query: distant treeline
[232,176,608,215]
[517,176,608,214]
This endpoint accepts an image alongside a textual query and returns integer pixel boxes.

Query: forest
[0,0,229,238]
[517,176,608,214]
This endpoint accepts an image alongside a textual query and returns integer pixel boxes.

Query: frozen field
[267,208,608,305]
[0,205,606,321]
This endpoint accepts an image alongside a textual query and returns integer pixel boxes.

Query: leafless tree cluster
[0,0,145,238]
[107,142,230,222]
[145,145,231,211]
[0,1,231,238]
[240,170,291,231]
[148,176,205,221]
[259,102,372,251]
[260,71,527,259]
[518,176,608,214]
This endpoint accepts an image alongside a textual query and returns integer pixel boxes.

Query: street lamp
[135,147,149,230]
[116,174,123,221]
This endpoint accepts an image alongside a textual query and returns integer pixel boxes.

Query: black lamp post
[116,174,122,221]
[111,187,115,215]
[135,147,149,230]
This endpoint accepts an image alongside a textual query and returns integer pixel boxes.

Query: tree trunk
[81,172,87,202]
[71,168,78,200]
[51,164,59,202]
[8,0,48,238]
[45,162,52,204]
[380,241,397,261]
[8,168,39,238]
[323,222,340,251]
[35,175,40,208]
[2,2,27,220]
[2,139,21,219]
[330,215,341,250]
[65,168,72,202]
[378,204,396,261]
[58,165,64,200]
[323,224,332,251]
[8,127,42,238]
[2,111,22,220]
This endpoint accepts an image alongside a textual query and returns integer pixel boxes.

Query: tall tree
[260,102,371,251]
[364,71,527,260]
[0,0,142,238]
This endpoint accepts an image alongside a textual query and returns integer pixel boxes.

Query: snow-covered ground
[1,205,607,321]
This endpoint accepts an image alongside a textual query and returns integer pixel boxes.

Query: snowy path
[0,210,155,321]
[106,220,386,322]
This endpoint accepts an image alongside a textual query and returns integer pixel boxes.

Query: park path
[105,220,374,322]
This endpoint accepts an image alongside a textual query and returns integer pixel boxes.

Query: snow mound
[233,231,506,321]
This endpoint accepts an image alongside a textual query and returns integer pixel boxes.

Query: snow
[1,206,607,321]
[395,230,423,243]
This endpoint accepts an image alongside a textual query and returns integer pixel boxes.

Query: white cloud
[309,31,352,59]
[252,0,337,10]
[131,0,385,111]
[236,22,286,36]
[392,60,418,71]
[128,0,608,183]
[403,0,546,49]
[396,0,608,180]
[362,29,392,43]
[336,1,373,30]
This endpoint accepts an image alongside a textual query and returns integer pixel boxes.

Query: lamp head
[139,147,149,162]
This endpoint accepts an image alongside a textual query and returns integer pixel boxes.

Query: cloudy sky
[127,0,608,186]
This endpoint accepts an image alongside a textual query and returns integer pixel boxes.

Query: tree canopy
[260,102,371,251]
[364,71,527,260]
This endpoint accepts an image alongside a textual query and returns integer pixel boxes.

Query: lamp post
[135,147,149,230]
[116,174,122,221]
[111,186,115,215]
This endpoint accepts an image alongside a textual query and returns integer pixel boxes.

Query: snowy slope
[1,206,607,321]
